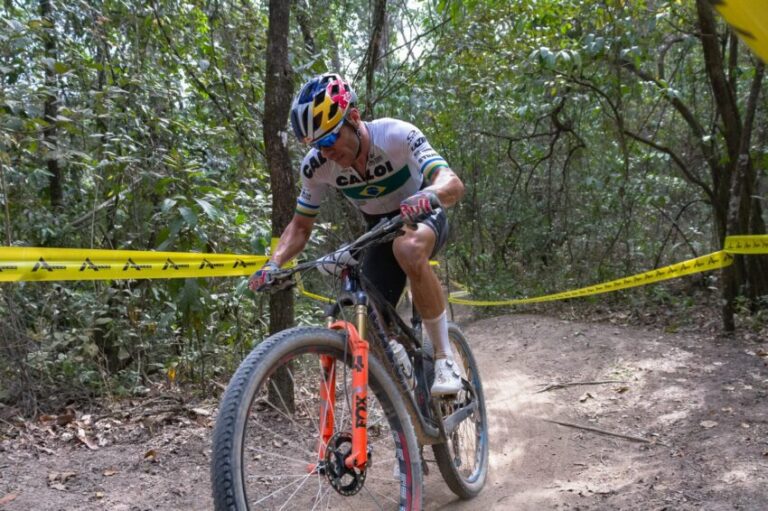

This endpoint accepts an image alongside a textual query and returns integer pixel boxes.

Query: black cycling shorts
[361,209,448,307]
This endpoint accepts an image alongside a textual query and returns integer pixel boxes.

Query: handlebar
[261,214,408,290]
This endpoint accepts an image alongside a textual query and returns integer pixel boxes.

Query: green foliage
[1,0,766,410]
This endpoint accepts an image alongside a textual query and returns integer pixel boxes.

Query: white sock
[423,310,451,360]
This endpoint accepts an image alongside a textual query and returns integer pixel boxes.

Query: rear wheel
[211,326,423,510]
[432,324,489,499]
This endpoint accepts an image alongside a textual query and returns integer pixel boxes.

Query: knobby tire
[432,324,489,499]
[211,326,424,510]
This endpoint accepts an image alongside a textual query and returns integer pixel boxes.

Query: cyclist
[249,72,465,396]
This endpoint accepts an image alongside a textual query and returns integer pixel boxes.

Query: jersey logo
[408,136,426,152]
[359,185,386,197]
[339,164,413,201]
[302,152,327,179]
[335,160,395,187]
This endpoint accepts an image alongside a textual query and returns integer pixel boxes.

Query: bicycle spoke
[217,335,419,511]
[254,394,314,438]
[247,420,316,460]
[278,471,315,511]
[291,363,323,435]
[361,481,397,509]
[246,447,316,467]
[252,471,308,506]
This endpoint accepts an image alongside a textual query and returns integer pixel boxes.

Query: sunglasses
[311,120,344,150]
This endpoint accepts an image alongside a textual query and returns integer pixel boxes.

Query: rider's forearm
[270,218,313,267]
[423,168,464,208]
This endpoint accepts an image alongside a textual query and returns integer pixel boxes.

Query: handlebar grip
[427,191,443,209]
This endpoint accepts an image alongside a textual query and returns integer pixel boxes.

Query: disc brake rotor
[324,432,368,496]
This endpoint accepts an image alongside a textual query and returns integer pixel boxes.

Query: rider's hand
[400,191,441,226]
[249,261,281,292]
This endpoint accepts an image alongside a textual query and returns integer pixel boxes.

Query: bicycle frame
[266,213,475,472]
[311,265,445,472]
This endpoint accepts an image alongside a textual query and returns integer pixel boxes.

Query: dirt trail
[2,313,767,510]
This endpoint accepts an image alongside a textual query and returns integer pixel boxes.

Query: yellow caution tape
[723,235,768,254]
[448,251,734,306]
[1,236,766,310]
[0,247,268,282]
[447,235,768,306]
[295,272,336,304]
[713,0,768,63]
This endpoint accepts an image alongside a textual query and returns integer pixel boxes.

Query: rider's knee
[393,231,433,274]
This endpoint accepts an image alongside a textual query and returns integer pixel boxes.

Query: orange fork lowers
[328,320,370,470]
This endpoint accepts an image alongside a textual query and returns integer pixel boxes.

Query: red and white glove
[248,261,280,292]
[400,191,441,226]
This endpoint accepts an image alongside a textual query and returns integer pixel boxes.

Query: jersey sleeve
[401,122,449,184]
[295,151,328,218]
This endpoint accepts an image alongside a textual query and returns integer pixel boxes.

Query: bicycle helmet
[290,73,358,145]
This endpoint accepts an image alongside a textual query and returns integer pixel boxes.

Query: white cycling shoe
[431,358,463,397]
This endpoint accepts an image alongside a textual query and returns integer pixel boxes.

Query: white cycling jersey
[294,118,449,218]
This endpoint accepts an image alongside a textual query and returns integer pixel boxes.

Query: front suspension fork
[317,304,370,470]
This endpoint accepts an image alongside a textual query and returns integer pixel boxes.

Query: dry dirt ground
[2,312,767,510]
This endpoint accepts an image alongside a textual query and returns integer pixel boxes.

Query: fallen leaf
[0,493,18,505]
[144,449,157,462]
[48,471,77,484]
[77,429,99,451]
[614,386,629,394]
[103,469,118,477]
[700,420,718,429]
[56,409,76,427]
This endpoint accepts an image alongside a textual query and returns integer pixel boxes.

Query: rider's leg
[393,225,461,395]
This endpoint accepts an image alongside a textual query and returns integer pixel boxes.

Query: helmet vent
[313,89,326,106]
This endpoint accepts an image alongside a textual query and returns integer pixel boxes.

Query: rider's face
[319,124,358,167]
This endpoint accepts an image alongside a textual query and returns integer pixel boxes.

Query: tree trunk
[363,0,388,119]
[40,0,62,209]
[264,0,295,412]
[725,62,768,321]
[295,0,317,57]
[696,0,768,330]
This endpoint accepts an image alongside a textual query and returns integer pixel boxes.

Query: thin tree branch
[537,380,626,393]
[150,0,264,160]
[541,418,665,446]
[623,129,715,203]
[0,163,12,245]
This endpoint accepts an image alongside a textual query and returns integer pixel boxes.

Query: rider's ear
[346,108,361,128]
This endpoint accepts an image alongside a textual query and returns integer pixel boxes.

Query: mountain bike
[211,214,489,510]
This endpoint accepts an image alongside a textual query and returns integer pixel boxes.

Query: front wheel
[432,323,489,499]
[211,326,424,510]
